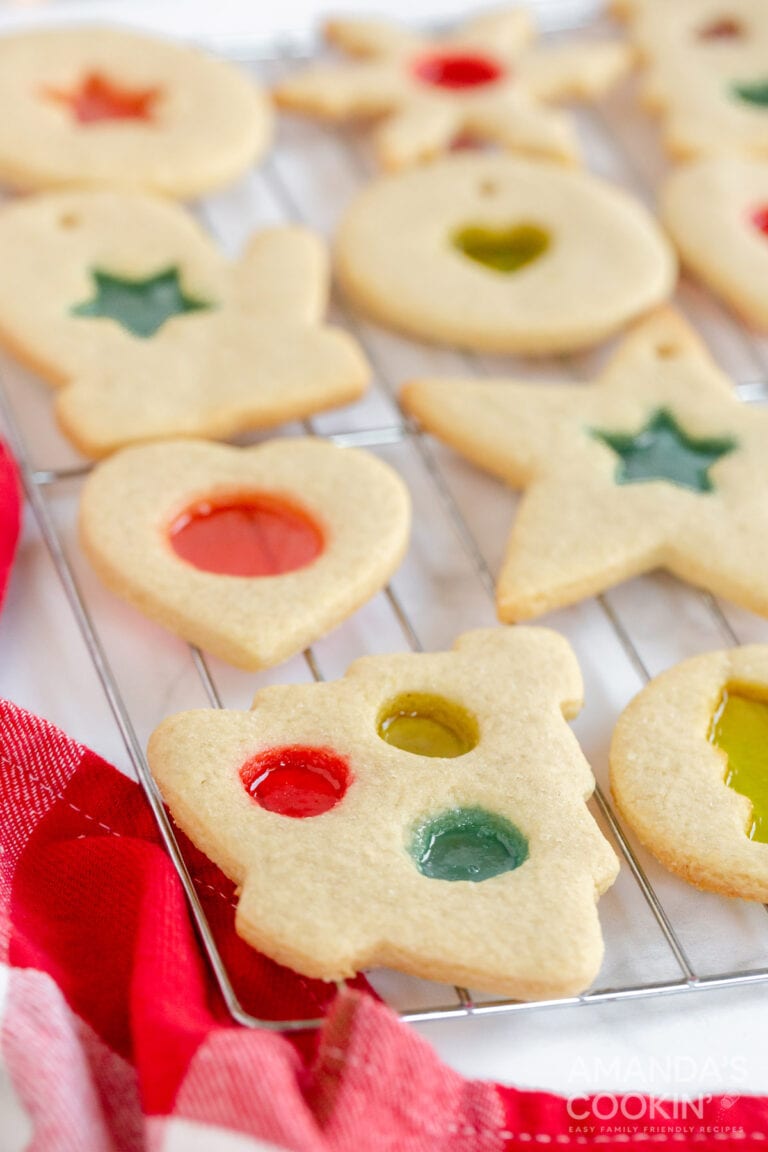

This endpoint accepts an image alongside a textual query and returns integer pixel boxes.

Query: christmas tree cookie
[148,627,619,998]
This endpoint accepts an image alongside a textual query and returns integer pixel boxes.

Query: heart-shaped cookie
[452,223,550,274]
[80,438,411,669]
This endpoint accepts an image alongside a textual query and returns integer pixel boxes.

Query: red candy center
[241,746,351,818]
[169,494,324,578]
[412,52,504,90]
[752,205,768,236]
[45,72,160,124]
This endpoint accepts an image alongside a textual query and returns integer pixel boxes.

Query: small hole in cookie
[241,745,351,818]
[58,213,80,229]
[655,343,680,359]
[378,693,478,757]
[410,807,529,882]
[478,179,499,196]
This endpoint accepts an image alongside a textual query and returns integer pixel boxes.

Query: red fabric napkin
[1,698,766,1151]
[0,440,21,612]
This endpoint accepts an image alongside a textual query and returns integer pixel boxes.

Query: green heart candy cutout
[452,223,550,274]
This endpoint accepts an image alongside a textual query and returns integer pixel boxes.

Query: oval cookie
[611,646,768,901]
[148,627,619,998]
[0,191,368,457]
[336,155,676,354]
[662,157,768,330]
[80,438,410,670]
[0,26,271,196]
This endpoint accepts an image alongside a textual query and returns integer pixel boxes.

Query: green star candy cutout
[71,266,212,338]
[592,409,736,493]
[731,78,768,108]
[401,310,768,622]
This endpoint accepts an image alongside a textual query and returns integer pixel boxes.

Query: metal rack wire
[3,4,768,1033]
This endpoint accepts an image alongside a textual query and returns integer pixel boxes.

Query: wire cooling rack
[3,2,768,1033]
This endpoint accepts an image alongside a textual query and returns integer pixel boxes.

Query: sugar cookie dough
[611,646,768,901]
[148,627,619,997]
[336,154,676,355]
[0,26,272,196]
[80,438,410,670]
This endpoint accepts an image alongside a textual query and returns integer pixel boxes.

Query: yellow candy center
[710,685,768,843]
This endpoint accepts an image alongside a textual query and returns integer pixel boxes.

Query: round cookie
[80,438,411,670]
[614,0,768,160]
[662,157,768,330]
[611,646,768,902]
[336,155,676,355]
[0,26,271,196]
[0,190,368,457]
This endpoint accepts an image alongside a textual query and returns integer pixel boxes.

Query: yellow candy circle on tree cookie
[0,26,272,197]
[336,155,676,355]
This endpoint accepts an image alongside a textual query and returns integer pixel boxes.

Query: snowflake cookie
[614,0,768,159]
[0,26,272,196]
[611,646,768,901]
[275,10,630,169]
[0,191,369,457]
[148,627,619,997]
[402,310,768,620]
[80,438,410,670]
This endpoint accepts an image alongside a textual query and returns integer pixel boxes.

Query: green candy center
[71,266,213,338]
[411,807,529,882]
[591,410,736,493]
[711,686,768,843]
[731,79,768,107]
[452,223,550,274]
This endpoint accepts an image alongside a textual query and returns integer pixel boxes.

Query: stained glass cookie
[147,627,619,997]
[613,0,768,160]
[402,310,768,619]
[80,438,410,670]
[0,26,271,196]
[662,157,768,330]
[336,154,676,355]
[611,646,768,900]
[275,9,629,168]
[0,191,368,457]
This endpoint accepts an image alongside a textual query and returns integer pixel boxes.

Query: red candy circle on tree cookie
[752,205,768,237]
[241,745,351,818]
[45,72,160,124]
[412,52,504,90]
[169,494,324,577]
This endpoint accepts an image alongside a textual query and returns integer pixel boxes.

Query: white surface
[1,0,768,1114]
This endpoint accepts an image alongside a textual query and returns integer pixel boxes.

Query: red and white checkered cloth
[1,443,766,1151]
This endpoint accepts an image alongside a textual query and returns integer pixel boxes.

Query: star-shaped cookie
[148,627,619,998]
[401,310,768,620]
[275,10,630,168]
[613,0,768,159]
[0,191,369,457]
